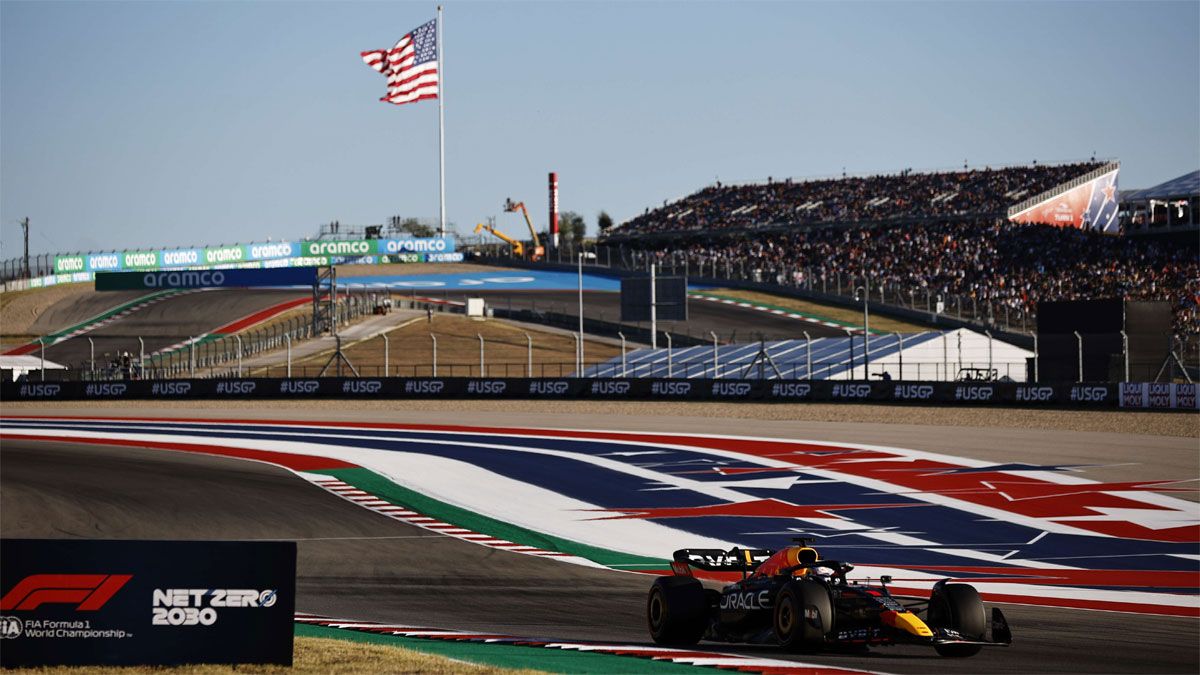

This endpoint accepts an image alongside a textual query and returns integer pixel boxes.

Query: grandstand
[593,161,1197,344]
[607,161,1107,238]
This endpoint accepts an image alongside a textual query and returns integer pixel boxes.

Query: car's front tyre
[927,583,986,657]
[774,580,833,653]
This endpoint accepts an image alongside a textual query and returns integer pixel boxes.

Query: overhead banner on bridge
[94,267,318,291]
[0,539,295,667]
[1009,168,1120,233]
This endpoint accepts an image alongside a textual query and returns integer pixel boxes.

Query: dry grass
[0,284,97,336]
[281,313,621,378]
[703,288,931,333]
[6,636,544,674]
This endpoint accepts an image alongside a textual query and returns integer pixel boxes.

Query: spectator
[610,162,1106,237]
[625,219,1198,336]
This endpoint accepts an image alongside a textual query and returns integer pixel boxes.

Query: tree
[597,211,614,232]
[558,211,586,245]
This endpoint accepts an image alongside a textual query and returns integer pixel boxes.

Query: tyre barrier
[3,378,1195,409]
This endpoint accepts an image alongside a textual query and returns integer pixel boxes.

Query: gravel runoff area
[16,636,543,675]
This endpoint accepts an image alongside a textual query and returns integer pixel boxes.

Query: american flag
[361,19,439,106]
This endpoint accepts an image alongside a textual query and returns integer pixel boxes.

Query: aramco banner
[94,267,318,291]
[54,238,457,275]
[1009,169,1120,233]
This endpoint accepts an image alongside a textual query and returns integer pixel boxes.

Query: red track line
[210,296,314,335]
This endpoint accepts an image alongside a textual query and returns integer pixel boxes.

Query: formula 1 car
[646,541,1012,657]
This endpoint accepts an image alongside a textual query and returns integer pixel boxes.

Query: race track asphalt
[41,289,308,369]
[35,286,836,371]
[3,430,1196,675]
[448,290,849,341]
[25,290,148,337]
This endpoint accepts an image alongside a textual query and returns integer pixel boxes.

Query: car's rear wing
[671,548,775,577]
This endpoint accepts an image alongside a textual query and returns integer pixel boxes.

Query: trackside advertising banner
[94,268,318,291]
[0,378,1146,409]
[0,539,296,667]
[1009,168,1120,233]
[52,238,458,274]
[1119,383,1199,410]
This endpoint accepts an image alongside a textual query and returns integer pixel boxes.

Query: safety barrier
[4,378,1195,410]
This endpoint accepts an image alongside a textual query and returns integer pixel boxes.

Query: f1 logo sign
[0,574,132,611]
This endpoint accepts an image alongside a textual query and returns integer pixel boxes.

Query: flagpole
[437,5,446,237]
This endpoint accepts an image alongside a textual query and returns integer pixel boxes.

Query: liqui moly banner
[1009,168,1120,233]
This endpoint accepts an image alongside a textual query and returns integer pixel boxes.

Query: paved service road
[3,435,1195,675]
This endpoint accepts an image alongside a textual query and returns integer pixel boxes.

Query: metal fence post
[710,331,719,379]
[138,337,145,379]
[942,332,949,382]
[956,331,963,375]
[1120,330,1129,382]
[665,332,673,378]
[1033,333,1039,382]
[235,334,243,377]
[618,332,627,377]
[895,332,903,380]
[1074,331,1083,382]
[525,333,532,378]
[285,334,292,378]
[572,332,580,376]
[985,330,993,378]
[478,334,485,377]
[803,331,812,379]
[189,337,195,377]
[845,329,855,380]
[431,333,438,377]
[88,337,95,376]
[382,332,389,377]
[38,337,45,381]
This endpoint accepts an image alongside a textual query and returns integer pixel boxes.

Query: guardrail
[3,378,1196,410]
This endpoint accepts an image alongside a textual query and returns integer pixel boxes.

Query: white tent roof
[0,355,68,371]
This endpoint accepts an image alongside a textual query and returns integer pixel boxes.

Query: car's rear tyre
[927,583,986,657]
[647,576,707,645]
[774,580,832,653]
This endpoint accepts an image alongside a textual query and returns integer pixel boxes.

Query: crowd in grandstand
[630,220,1199,336]
[616,162,1106,236]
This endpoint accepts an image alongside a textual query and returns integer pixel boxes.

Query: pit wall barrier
[4,379,1196,409]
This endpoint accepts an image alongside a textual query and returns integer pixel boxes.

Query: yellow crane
[474,222,525,259]
[504,198,545,261]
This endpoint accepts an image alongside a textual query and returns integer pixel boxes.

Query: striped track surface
[1,417,1195,618]
[294,612,886,675]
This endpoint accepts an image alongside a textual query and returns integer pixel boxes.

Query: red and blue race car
[647,541,1012,657]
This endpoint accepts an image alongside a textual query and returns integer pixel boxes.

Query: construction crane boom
[474,222,525,258]
[504,199,544,260]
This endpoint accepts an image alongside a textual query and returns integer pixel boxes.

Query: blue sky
[2,1,1197,256]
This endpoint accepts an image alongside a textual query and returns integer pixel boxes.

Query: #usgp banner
[0,539,296,667]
